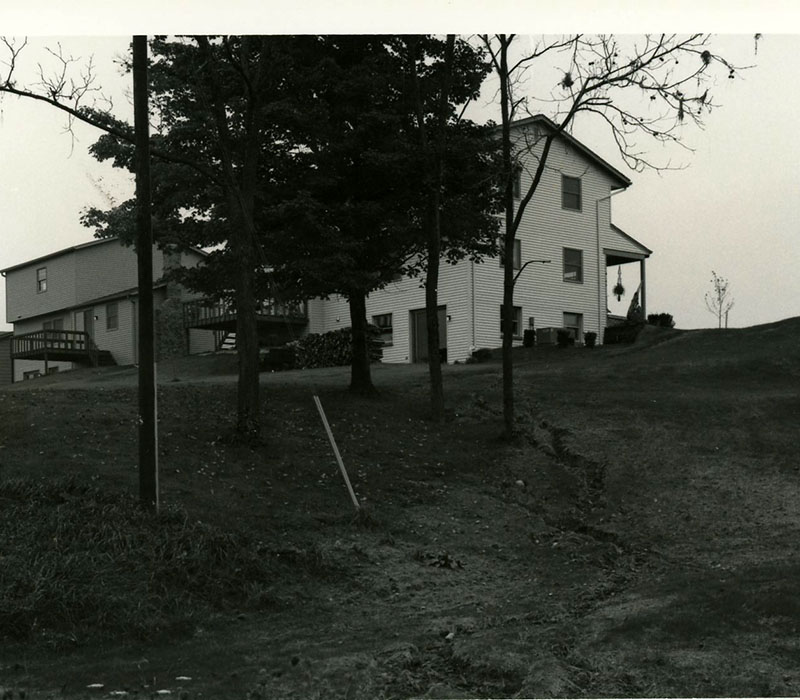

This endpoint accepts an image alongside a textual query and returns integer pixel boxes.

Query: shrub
[470,347,493,363]
[523,329,536,348]
[287,325,383,370]
[261,345,297,371]
[604,322,645,344]
[647,312,676,328]
[584,331,597,349]
[556,330,573,348]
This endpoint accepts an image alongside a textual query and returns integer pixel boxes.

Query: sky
[1,3,799,331]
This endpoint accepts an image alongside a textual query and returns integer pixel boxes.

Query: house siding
[5,251,77,323]
[308,263,472,363]
[0,333,12,384]
[75,240,162,307]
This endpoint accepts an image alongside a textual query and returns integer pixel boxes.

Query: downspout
[470,259,476,351]
[595,189,624,343]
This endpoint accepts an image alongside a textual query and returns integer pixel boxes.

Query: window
[513,166,522,199]
[562,175,582,210]
[106,302,119,331]
[42,318,63,331]
[563,312,583,342]
[36,267,47,293]
[372,313,393,346]
[499,238,522,270]
[500,305,523,338]
[563,248,583,283]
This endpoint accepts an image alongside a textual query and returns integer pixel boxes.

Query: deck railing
[183,298,307,327]
[11,330,100,366]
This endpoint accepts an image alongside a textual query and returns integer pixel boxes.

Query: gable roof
[0,236,208,276]
[508,114,632,191]
[610,223,652,257]
[1,237,116,276]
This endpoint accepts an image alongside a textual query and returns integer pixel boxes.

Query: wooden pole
[133,35,159,513]
[313,395,360,511]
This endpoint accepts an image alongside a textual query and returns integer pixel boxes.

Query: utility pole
[133,35,159,512]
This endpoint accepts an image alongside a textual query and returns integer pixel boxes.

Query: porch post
[640,259,647,320]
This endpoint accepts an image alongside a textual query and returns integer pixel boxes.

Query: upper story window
[106,302,119,331]
[499,238,522,270]
[563,248,583,283]
[513,166,522,199]
[562,175,582,211]
[36,267,47,293]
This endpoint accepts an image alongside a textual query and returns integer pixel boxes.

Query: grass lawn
[1,318,800,698]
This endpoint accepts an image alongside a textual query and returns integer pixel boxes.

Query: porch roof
[606,223,652,266]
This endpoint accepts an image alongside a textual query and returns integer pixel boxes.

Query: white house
[307,115,651,363]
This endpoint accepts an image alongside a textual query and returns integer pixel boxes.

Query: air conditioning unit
[536,327,560,345]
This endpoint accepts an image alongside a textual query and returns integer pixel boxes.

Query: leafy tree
[270,35,500,399]
[481,33,747,438]
[705,270,734,328]
[403,34,501,421]
[82,36,311,438]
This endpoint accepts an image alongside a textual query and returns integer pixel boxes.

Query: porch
[10,330,115,368]
[182,298,308,348]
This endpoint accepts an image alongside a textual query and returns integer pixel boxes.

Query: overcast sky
[1,4,799,331]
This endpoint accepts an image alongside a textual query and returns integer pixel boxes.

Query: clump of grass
[0,476,327,647]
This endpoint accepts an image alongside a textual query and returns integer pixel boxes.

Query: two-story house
[307,115,651,363]
[1,237,217,382]
[3,116,651,380]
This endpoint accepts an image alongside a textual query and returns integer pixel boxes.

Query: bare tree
[705,270,735,328]
[481,33,748,438]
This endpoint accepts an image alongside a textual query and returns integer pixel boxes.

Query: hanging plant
[613,268,625,301]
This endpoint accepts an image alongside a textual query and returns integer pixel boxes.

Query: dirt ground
[2,320,800,698]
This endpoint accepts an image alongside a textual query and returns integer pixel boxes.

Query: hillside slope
[1,317,800,698]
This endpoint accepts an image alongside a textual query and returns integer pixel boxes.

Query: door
[411,306,447,363]
[83,308,95,339]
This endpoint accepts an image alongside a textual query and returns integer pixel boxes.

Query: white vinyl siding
[308,262,471,364]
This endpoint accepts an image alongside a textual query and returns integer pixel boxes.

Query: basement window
[563,312,583,342]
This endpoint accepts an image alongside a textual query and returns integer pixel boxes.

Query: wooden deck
[183,299,308,346]
[10,330,115,367]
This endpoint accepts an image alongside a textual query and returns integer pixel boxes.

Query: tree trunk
[349,291,376,395]
[229,197,261,439]
[499,36,516,440]
[425,244,445,421]
[501,238,515,438]
[133,35,159,512]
